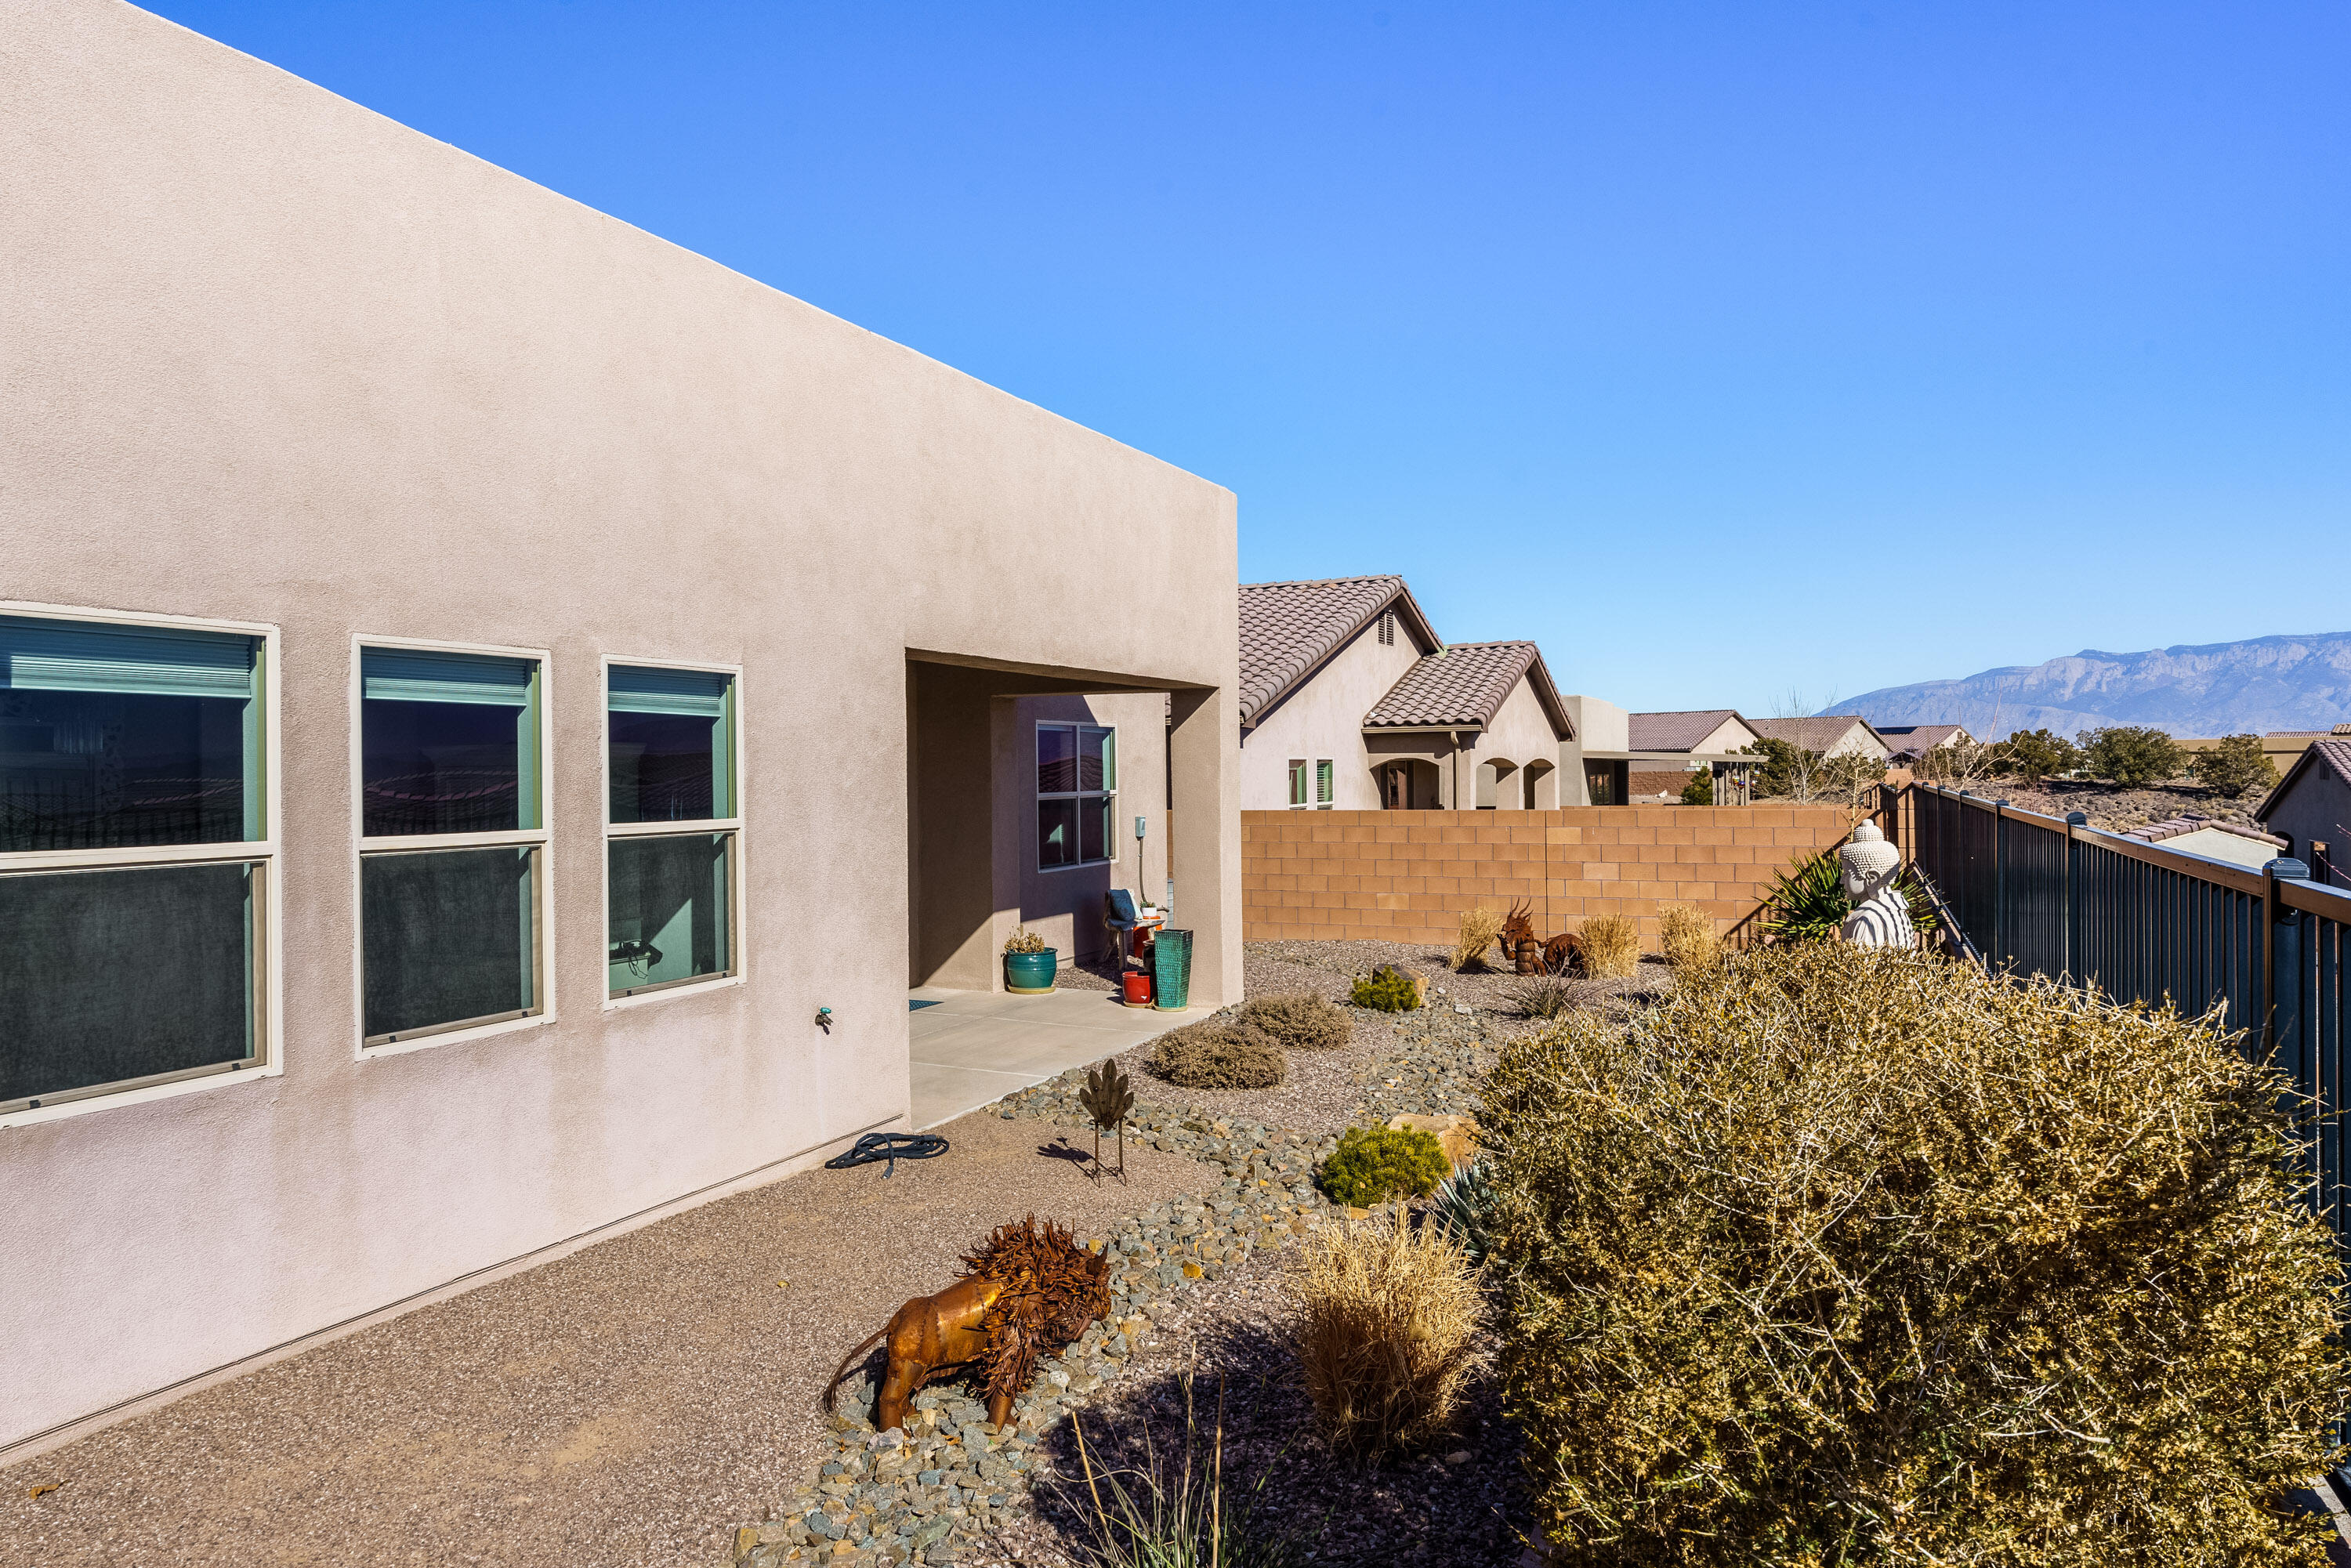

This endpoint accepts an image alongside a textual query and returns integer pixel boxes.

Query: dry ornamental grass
[1148,1021,1287,1089]
[1482,943,2349,1566]
[1451,905,1507,972]
[1575,914,1640,979]
[1290,1211,1482,1465]
[1655,902,1720,972]
[1235,992,1353,1052]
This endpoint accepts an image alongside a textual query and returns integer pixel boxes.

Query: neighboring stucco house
[2256,737,2351,889]
[1878,723,1975,764]
[1563,703,1762,806]
[1748,715,1894,762]
[3,0,1240,1460]
[1237,578,1573,809]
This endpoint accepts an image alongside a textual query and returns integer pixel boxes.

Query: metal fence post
[2064,811,2086,980]
[2265,856,2310,1070]
[1993,798,2009,969]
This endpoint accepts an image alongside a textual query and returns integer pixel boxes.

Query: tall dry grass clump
[1237,992,1351,1052]
[1481,943,2348,1566]
[1451,904,1506,971]
[1576,914,1639,978]
[1654,902,1719,972]
[1291,1211,1481,1464]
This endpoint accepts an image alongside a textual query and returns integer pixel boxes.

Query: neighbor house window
[1038,722,1114,869]
[606,663,738,999]
[1316,759,1334,808]
[2,611,273,1114]
[1288,759,1309,809]
[357,643,545,1047]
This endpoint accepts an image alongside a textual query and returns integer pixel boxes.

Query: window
[357,642,546,1048]
[1039,722,1114,869]
[1316,759,1334,809]
[606,663,738,999]
[1288,759,1308,809]
[2,610,273,1115]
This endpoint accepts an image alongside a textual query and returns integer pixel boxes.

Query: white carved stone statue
[1838,822,1915,949]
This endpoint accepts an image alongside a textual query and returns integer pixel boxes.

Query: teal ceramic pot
[1005,949,1058,992]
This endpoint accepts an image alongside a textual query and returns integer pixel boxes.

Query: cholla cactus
[1078,1059,1135,1182]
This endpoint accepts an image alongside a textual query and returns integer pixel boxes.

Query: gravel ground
[1965,779,2269,834]
[0,1114,1215,1568]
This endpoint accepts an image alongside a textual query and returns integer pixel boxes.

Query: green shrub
[1480,944,2348,1566]
[1679,767,1714,806]
[1319,1124,1451,1207]
[1237,991,1353,1052]
[1148,1021,1284,1089]
[2081,724,2186,788]
[1349,965,1421,1012]
[2194,732,2280,798]
[1762,849,1936,943]
[1994,726,2081,784]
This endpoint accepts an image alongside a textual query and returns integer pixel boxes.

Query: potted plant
[1003,925,1056,993]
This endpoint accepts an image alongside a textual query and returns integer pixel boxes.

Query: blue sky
[147,2,2349,715]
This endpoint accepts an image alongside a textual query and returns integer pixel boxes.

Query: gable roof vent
[1378,610,1396,646]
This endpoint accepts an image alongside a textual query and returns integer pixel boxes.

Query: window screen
[361,847,534,1041]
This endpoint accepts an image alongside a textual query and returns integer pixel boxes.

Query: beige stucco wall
[1239,618,1423,809]
[1694,715,1761,755]
[1465,677,1565,807]
[1,0,1237,1454]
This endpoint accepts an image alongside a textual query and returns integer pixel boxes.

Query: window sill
[1036,859,1118,875]
[603,973,745,1012]
[357,1010,555,1062]
[0,1057,281,1132]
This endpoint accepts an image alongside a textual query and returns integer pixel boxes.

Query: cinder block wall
[1242,807,1854,947]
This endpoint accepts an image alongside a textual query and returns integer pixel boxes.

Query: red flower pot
[1121,971,1154,1006]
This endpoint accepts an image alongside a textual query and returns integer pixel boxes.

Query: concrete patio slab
[908,986,1194,1128]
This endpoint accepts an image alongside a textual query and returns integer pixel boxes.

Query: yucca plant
[1063,1371,1313,1567]
[1760,849,1934,942]
[1429,1158,1496,1265]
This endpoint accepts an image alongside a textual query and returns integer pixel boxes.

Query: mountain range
[1840,632,2351,739]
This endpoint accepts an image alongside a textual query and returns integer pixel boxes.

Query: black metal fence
[1902,783,2351,1248]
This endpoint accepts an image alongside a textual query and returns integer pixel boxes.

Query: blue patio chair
[1105,889,1158,969]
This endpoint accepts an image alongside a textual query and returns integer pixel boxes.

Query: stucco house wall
[2,0,1237,1457]
[1465,676,1566,808]
[1239,621,1423,809]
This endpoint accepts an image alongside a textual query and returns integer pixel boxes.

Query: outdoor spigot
[814,1006,833,1034]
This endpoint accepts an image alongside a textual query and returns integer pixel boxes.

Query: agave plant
[1079,1059,1136,1183]
[1761,851,1936,943]
[1429,1159,1497,1266]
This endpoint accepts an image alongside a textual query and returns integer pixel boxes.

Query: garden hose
[824,1132,950,1179]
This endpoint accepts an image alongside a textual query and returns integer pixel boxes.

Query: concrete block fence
[1241,806,1856,947]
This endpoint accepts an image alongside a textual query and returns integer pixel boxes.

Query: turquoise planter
[1005,949,1057,993]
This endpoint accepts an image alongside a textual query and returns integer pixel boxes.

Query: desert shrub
[1505,972,1580,1021]
[1480,943,2349,1567]
[1751,736,1818,799]
[1577,914,1640,979]
[1148,1021,1284,1089]
[1679,767,1714,806]
[1450,904,1506,971]
[1995,726,2081,784]
[1290,1211,1480,1463]
[2195,732,2280,798]
[1237,991,1351,1052]
[1349,965,1421,1012]
[1655,903,1720,972]
[1429,1158,1496,1265]
[1318,1124,1451,1207]
[2081,724,2186,788]
[1762,849,1936,943]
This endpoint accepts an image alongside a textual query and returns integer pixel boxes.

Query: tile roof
[1364,640,1570,735]
[2256,737,2351,823]
[1628,709,1744,752]
[1237,575,1433,726]
[1878,723,1965,750]
[1748,715,1886,754]
[2125,813,2288,850]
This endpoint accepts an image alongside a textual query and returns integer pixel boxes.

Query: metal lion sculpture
[1837,821,1916,950]
[822,1215,1112,1433]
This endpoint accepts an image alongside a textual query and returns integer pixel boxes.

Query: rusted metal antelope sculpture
[822,1216,1112,1433]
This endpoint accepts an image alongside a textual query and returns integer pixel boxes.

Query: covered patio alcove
[903,650,1238,1128]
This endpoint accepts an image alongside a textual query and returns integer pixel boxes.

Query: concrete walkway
[908,985,1194,1128]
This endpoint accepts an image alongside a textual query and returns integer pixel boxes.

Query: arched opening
[1378,759,1443,810]
[1522,759,1557,808]
[1475,759,1517,809]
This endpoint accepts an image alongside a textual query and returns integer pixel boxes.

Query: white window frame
[0,599,284,1128]
[600,654,746,1009]
[1315,758,1335,809]
[1036,720,1117,872]
[350,633,555,1059]
[1288,758,1309,809]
